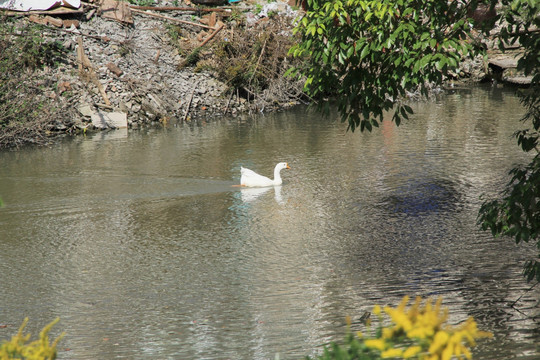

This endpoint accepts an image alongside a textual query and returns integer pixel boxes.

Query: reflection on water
[239,186,283,204]
[0,86,539,359]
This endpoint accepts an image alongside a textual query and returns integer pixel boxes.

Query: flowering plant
[310,296,492,360]
[0,318,63,360]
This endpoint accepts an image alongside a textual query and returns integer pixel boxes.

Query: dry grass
[171,15,308,112]
[0,17,75,149]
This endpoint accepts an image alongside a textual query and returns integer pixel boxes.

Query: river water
[1,85,539,359]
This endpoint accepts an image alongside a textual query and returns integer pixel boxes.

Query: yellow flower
[442,343,454,360]
[359,296,491,360]
[364,339,386,351]
[429,330,450,354]
[384,306,413,332]
[407,324,434,339]
[382,327,394,339]
[403,345,422,358]
[381,348,403,358]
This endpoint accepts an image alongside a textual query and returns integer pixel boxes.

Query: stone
[77,104,94,116]
[147,93,163,108]
[106,62,123,77]
[91,111,128,129]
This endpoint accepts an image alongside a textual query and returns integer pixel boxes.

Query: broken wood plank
[63,19,80,28]
[77,36,84,75]
[100,0,133,24]
[44,15,63,27]
[27,14,48,26]
[27,15,80,29]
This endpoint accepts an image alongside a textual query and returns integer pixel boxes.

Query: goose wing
[240,167,273,187]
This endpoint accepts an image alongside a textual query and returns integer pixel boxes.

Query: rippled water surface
[1,86,539,359]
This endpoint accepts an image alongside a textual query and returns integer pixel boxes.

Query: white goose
[240,162,290,187]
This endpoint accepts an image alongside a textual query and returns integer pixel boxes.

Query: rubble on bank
[1,0,306,141]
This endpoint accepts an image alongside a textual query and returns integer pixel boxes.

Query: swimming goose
[240,162,290,187]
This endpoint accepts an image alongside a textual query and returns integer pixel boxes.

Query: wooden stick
[248,38,267,86]
[130,8,214,29]
[77,37,111,106]
[183,84,197,122]
[199,22,225,47]
[77,37,84,75]
[224,90,234,114]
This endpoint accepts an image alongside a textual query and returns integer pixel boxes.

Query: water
[1,85,539,359]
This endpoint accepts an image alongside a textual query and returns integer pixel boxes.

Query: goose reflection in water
[240,185,283,204]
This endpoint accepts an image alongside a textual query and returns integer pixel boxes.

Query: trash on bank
[0,0,80,11]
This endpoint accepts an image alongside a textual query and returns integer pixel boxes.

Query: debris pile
[0,0,307,138]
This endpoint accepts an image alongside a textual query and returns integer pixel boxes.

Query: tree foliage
[478,0,540,282]
[288,0,493,131]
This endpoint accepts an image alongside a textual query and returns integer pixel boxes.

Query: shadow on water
[379,177,463,216]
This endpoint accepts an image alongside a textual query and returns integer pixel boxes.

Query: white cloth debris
[0,0,80,11]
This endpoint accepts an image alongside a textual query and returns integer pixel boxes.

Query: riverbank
[0,0,307,148]
[0,0,528,149]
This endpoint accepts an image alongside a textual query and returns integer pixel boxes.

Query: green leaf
[347,45,355,58]
[360,45,370,60]
[419,54,432,68]
[436,57,447,70]
[420,32,430,41]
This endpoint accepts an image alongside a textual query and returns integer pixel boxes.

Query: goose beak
[286,163,291,169]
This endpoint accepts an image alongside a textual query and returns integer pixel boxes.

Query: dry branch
[77,37,111,106]
[199,22,225,47]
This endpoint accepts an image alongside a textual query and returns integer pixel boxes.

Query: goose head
[275,162,291,171]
